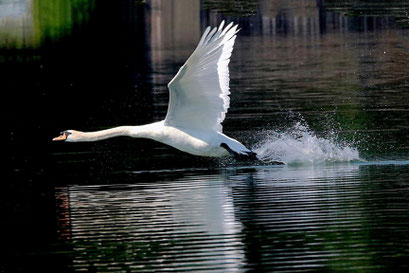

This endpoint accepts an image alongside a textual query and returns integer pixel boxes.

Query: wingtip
[218,20,225,31]
[229,25,240,36]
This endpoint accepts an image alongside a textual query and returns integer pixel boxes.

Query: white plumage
[166,21,238,133]
[53,21,256,159]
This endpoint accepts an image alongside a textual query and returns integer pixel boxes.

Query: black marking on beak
[53,131,71,141]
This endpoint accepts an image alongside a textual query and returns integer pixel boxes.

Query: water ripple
[51,163,409,272]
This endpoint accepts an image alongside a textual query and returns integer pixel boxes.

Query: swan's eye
[60,131,72,137]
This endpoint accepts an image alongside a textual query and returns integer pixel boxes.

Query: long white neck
[68,123,162,142]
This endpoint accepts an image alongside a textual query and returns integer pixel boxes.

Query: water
[51,163,409,272]
[2,0,409,272]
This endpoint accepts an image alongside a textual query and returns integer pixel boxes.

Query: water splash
[253,122,361,165]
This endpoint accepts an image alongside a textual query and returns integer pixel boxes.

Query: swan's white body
[54,21,254,158]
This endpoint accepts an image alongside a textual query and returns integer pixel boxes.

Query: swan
[53,21,256,159]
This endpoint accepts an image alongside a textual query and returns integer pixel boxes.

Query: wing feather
[165,21,239,132]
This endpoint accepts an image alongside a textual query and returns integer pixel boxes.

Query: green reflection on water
[0,0,95,49]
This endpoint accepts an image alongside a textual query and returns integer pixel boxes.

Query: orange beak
[53,132,67,141]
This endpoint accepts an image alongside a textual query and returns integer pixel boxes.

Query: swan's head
[52,130,77,142]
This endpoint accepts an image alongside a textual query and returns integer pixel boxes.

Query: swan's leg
[220,143,236,157]
[220,143,258,160]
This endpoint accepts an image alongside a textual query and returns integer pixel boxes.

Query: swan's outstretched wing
[164,21,239,132]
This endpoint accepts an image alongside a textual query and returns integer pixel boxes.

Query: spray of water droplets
[253,122,361,165]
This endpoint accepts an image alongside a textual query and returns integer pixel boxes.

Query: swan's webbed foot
[220,143,258,160]
[220,143,285,164]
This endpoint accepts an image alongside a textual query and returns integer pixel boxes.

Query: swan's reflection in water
[56,174,245,272]
[56,163,409,272]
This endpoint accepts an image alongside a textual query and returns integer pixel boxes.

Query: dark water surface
[2,0,409,272]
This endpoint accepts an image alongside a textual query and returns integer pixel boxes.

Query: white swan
[53,21,256,158]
